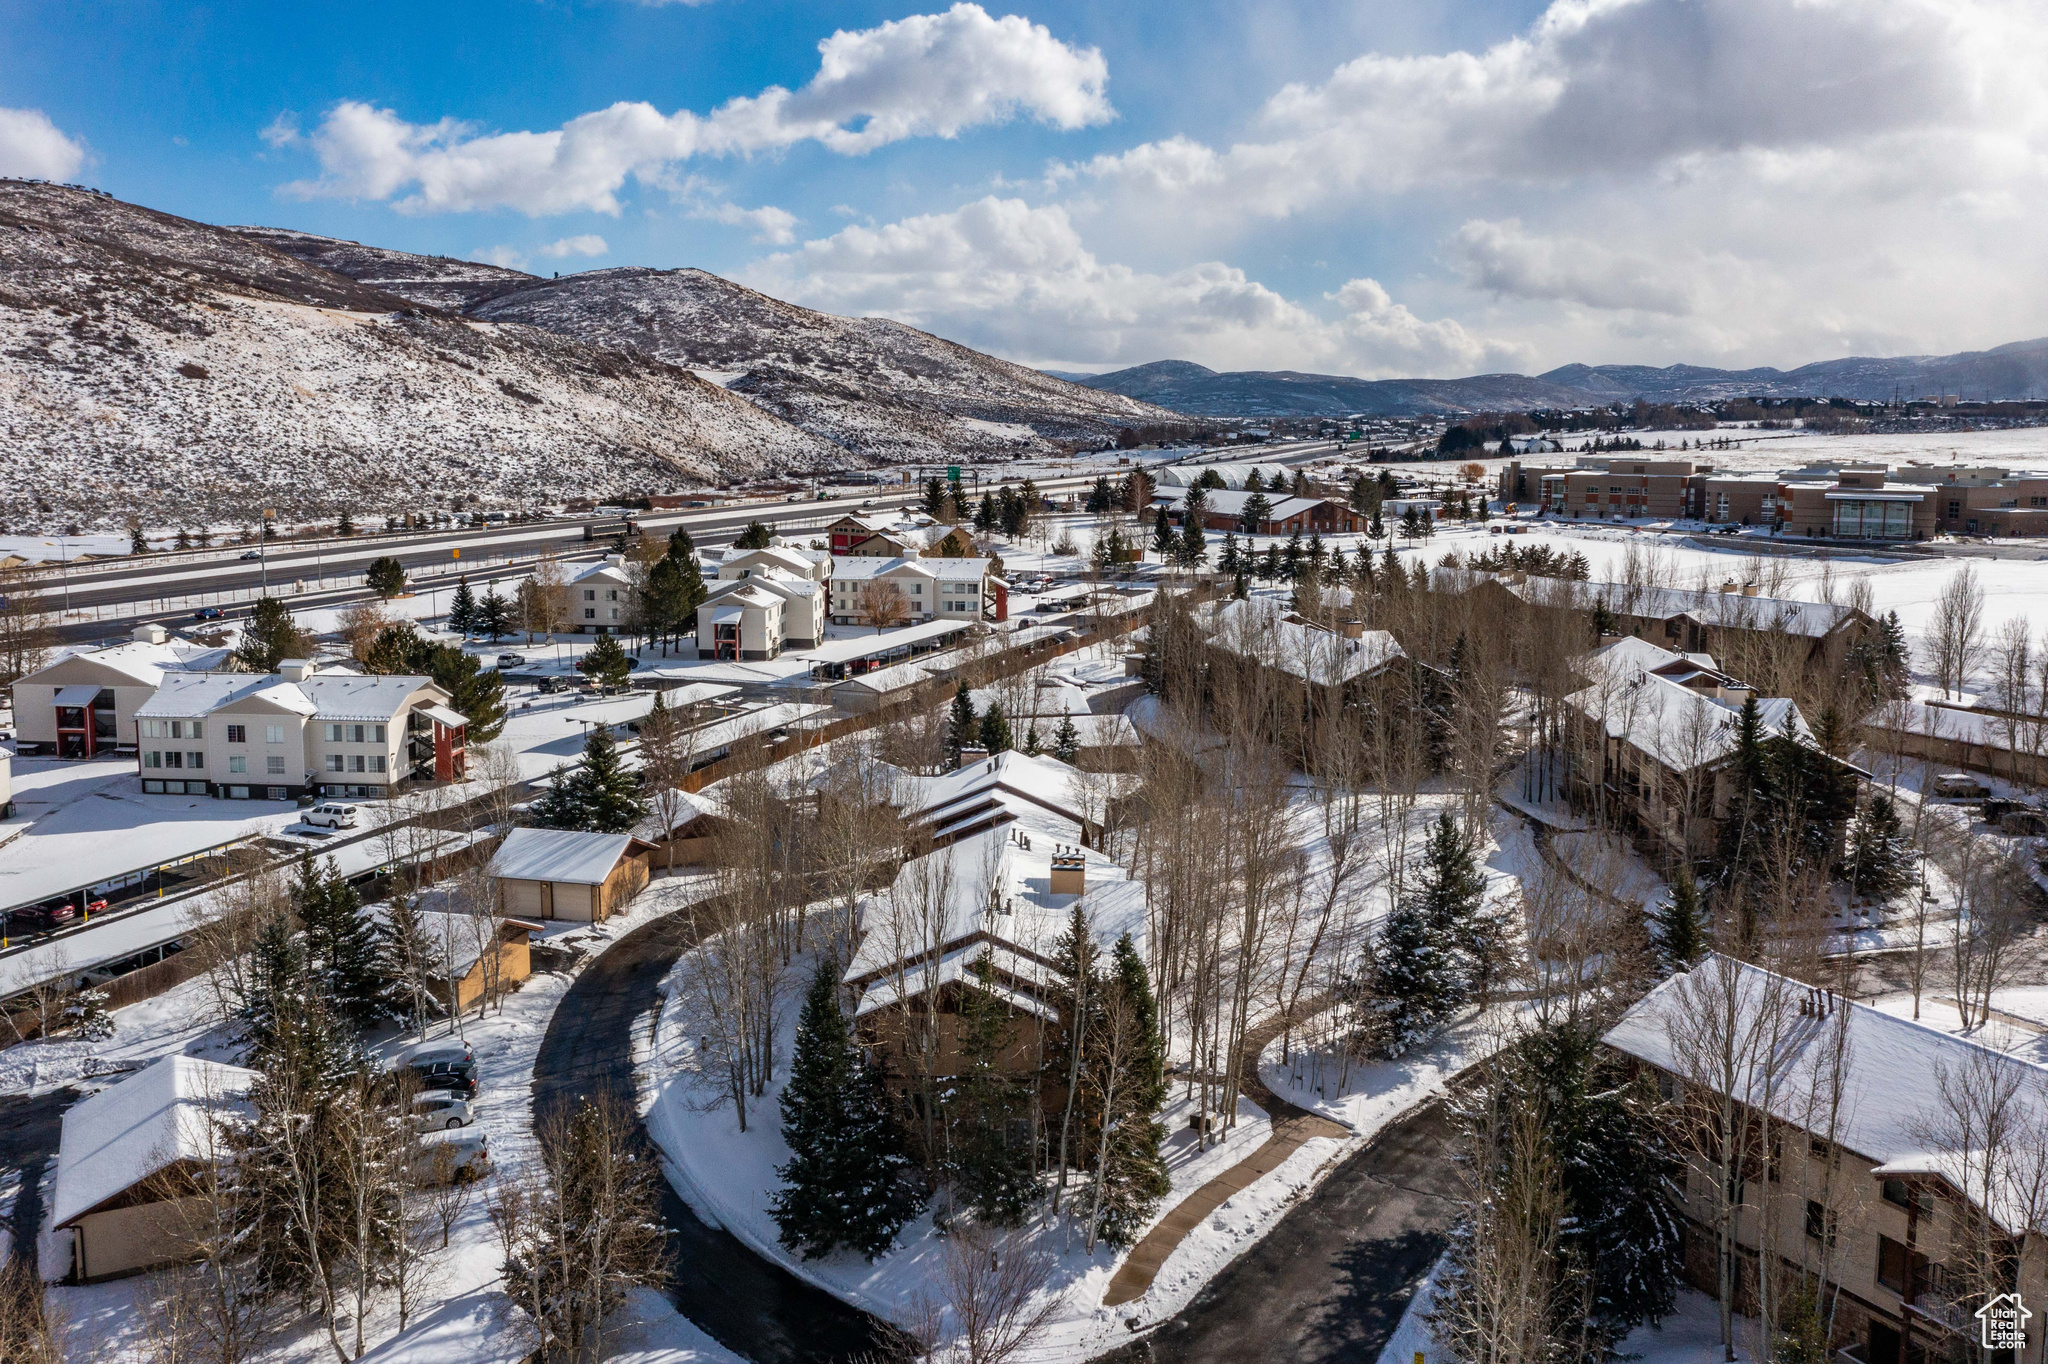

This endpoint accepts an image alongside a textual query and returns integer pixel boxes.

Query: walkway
[530,898,895,1364]
[1102,1003,1351,1307]
[1095,1097,1461,1364]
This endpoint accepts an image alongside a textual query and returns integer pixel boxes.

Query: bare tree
[0,569,56,685]
[861,579,912,631]
[1927,564,1986,700]
[491,1092,669,1363]
[336,600,395,664]
[518,557,567,643]
[923,1227,1059,1364]
[0,1255,63,1364]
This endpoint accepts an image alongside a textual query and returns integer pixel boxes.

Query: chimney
[1741,583,1759,597]
[278,658,314,682]
[901,546,921,561]
[131,622,167,645]
[1049,848,1087,897]
[1719,580,1739,594]
[1340,620,1365,639]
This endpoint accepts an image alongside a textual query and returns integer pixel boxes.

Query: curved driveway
[529,903,894,1364]
[1096,1098,1461,1364]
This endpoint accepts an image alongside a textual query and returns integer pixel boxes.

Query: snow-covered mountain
[0,183,1184,530]
[242,235,1183,465]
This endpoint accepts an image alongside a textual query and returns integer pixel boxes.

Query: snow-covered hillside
[242,234,1191,464]
[0,182,842,528]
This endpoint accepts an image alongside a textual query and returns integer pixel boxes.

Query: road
[529,893,895,1364]
[1098,1099,1461,1364]
[0,1086,81,1265]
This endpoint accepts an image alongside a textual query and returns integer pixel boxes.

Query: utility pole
[260,510,272,597]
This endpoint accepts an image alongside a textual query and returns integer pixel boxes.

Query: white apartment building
[12,623,228,758]
[568,556,635,634]
[827,552,1006,627]
[694,546,830,660]
[133,660,464,800]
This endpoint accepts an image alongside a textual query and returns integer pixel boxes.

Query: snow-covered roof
[844,823,1147,1009]
[829,555,937,583]
[52,1056,258,1227]
[1203,598,1406,686]
[487,827,641,884]
[801,618,975,665]
[1151,462,1291,490]
[632,788,716,841]
[21,636,228,690]
[833,662,934,694]
[568,557,634,586]
[135,673,319,719]
[894,750,1108,844]
[1577,582,1860,639]
[1170,489,1333,523]
[299,674,440,721]
[1564,637,1808,773]
[1605,954,2048,1234]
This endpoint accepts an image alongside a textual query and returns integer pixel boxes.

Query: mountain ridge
[1067,338,2048,416]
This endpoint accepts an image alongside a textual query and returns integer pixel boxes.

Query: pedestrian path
[1102,1003,1351,1308]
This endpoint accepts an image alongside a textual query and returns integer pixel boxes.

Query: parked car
[411,1091,477,1131]
[402,1039,475,1069]
[9,901,78,933]
[413,1128,490,1184]
[496,653,526,668]
[1933,773,1992,801]
[408,1060,478,1098]
[303,803,360,830]
[192,606,223,620]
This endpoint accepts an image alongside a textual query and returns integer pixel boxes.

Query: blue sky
[5,0,2043,378]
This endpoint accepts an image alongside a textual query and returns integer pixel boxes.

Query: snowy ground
[22,870,725,1364]
[1260,1004,1518,1136]
[1378,1278,1759,1364]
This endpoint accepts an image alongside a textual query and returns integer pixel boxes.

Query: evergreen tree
[1152,507,1176,557]
[581,633,634,688]
[640,557,689,653]
[1260,544,1283,580]
[295,855,388,1032]
[1179,520,1207,568]
[1367,507,1385,541]
[975,492,998,532]
[978,701,1013,754]
[1361,896,1457,1057]
[666,525,697,563]
[1655,867,1708,973]
[175,528,193,551]
[130,523,150,555]
[577,725,644,833]
[1088,934,1170,1248]
[478,588,511,642]
[525,764,586,831]
[1052,715,1080,765]
[447,577,478,635]
[1281,529,1303,581]
[233,597,316,673]
[946,682,978,766]
[1241,491,1273,534]
[1415,812,1508,1003]
[923,476,947,518]
[771,959,924,1260]
[428,644,507,742]
[1842,793,1914,900]
[1400,507,1423,538]
[1086,476,1115,514]
[336,510,356,536]
[1023,723,1041,755]
[1243,469,1264,492]
[1217,531,1241,576]
[1349,472,1375,515]
[734,520,774,550]
[366,555,406,599]
[946,955,1038,1226]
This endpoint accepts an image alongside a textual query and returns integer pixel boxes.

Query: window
[267,756,286,775]
[606,589,619,601]
[585,608,597,620]
[144,751,161,768]
[228,785,249,799]
[187,751,204,769]
[584,589,596,601]
[347,724,367,744]
[228,756,247,774]
[1882,1179,1931,1216]
[325,723,343,742]
[1804,1199,1835,1246]
[327,755,345,773]
[369,755,386,774]
[374,724,386,743]
[267,786,287,800]
[141,720,163,738]
[164,751,183,769]
[1876,1235,1926,1295]
[143,779,164,794]
[226,724,246,744]
[350,755,366,773]
[265,725,285,744]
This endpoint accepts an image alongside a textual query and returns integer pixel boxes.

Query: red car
[9,902,78,933]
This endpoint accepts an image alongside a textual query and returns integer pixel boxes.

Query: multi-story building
[11,623,228,758]
[132,660,464,801]
[827,552,1007,627]
[1606,955,2048,1364]
[567,556,636,634]
[693,545,832,660]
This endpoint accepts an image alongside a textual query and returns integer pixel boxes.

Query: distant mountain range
[1055,342,2048,417]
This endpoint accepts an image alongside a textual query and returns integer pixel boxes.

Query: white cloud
[0,107,89,180]
[276,4,1110,216]
[1443,219,1706,316]
[473,245,527,269]
[691,202,799,244]
[535,234,610,259]
[744,195,1522,374]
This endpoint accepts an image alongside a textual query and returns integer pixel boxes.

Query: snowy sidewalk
[1101,1002,1349,1307]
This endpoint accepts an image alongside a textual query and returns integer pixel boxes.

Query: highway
[28,441,1353,641]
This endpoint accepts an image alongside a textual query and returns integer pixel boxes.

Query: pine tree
[1088,934,1169,1248]
[946,682,978,767]
[1362,897,1457,1058]
[572,725,645,833]
[1052,715,1081,765]
[336,510,356,537]
[1243,469,1264,492]
[526,764,586,830]
[1086,476,1115,514]
[478,588,511,642]
[1217,531,1241,576]
[1023,723,1041,755]
[233,597,315,673]
[1152,507,1176,557]
[366,555,406,598]
[1179,520,1207,567]
[130,523,150,555]
[296,856,388,1033]
[582,633,633,688]
[734,521,773,550]
[1367,507,1385,541]
[1842,793,1913,900]
[1655,867,1708,973]
[448,578,477,635]
[1400,507,1423,538]
[946,954,1038,1226]
[923,477,947,517]
[978,702,1013,754]
[379,891,443,1035]
[428,644,507,742]
[1241,491,1272,534]
[1414,812,1506,1004]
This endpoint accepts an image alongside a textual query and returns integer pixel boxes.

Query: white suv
[412,1092,476,1131]
[304,803,359,830]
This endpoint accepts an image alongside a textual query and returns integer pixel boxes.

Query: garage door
[501,879,544,918]
[552,882,594,922]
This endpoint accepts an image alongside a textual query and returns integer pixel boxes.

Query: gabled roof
[1580,582,1861,639]
[22,637,228,690]
[135,673,318,719]
[487,827,650,884]
[1170,489,1337,522]
[1203,598,1406,686]
[298,673,441,722]
[53,1056,258,1227]
[1605,954,2048,1234]
[718,545,818,578]
[568,558,634,586]
[1564,637,1808,773]
[830,555,939,583]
